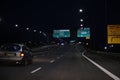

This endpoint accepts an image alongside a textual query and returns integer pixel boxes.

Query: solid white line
[82,51,120,80]
[30,67,42,74]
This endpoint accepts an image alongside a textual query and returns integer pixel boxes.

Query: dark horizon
[0,0,120,50]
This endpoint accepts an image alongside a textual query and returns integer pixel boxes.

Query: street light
[80,19,84,22]
[39,31,47,37]
[33,30,37,32]
[79,9,84,28]
[39,31,49,44]
[80,24,84,27]
[15,24,18,28]
[79,9,83,13]
[39,31,42,34]
[26,28,30,31]
[43,32,47,37]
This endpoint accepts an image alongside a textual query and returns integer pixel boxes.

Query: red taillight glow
[20,52,24,57]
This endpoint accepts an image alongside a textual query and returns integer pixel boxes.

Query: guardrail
[86,48,120,60]
[31,44,57,52]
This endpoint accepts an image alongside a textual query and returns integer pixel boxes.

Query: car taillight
[20,52,24,57]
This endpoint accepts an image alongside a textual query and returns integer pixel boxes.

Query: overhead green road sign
[77,27,90,39]
[53,29,70,38]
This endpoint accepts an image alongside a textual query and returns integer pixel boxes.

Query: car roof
[2,43,25,47]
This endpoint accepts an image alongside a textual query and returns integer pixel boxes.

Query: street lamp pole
[39,31,49,44]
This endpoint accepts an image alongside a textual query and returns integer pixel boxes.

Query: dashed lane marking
[57,57,60,59]
[30,67,42,74]
[50,59,55,63]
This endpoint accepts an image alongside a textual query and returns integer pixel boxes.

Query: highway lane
[0,45,120,80]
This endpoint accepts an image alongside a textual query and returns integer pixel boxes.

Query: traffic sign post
[107,25,120,44]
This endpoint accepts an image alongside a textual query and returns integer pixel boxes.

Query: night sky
[0,0,108,25]
[0,0,120,48]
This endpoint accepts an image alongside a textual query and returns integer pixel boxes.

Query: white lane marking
[50,59,55,63]
[82,50,120,80]
[30,67,42,74]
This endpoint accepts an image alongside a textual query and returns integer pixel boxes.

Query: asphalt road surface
[0,45,120,80]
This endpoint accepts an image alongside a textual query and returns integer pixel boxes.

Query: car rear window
[0,44,21,51]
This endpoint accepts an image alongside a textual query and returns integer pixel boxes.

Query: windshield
[1,44,21,51]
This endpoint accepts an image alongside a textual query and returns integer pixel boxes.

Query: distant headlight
[61,43,64,46]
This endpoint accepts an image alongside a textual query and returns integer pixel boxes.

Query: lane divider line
[57,57,60,59]
[30,67,42,74]
[50,59,55,63]
[82,50,120,80]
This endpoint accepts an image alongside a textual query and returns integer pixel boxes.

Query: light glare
[79,9,83,12]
